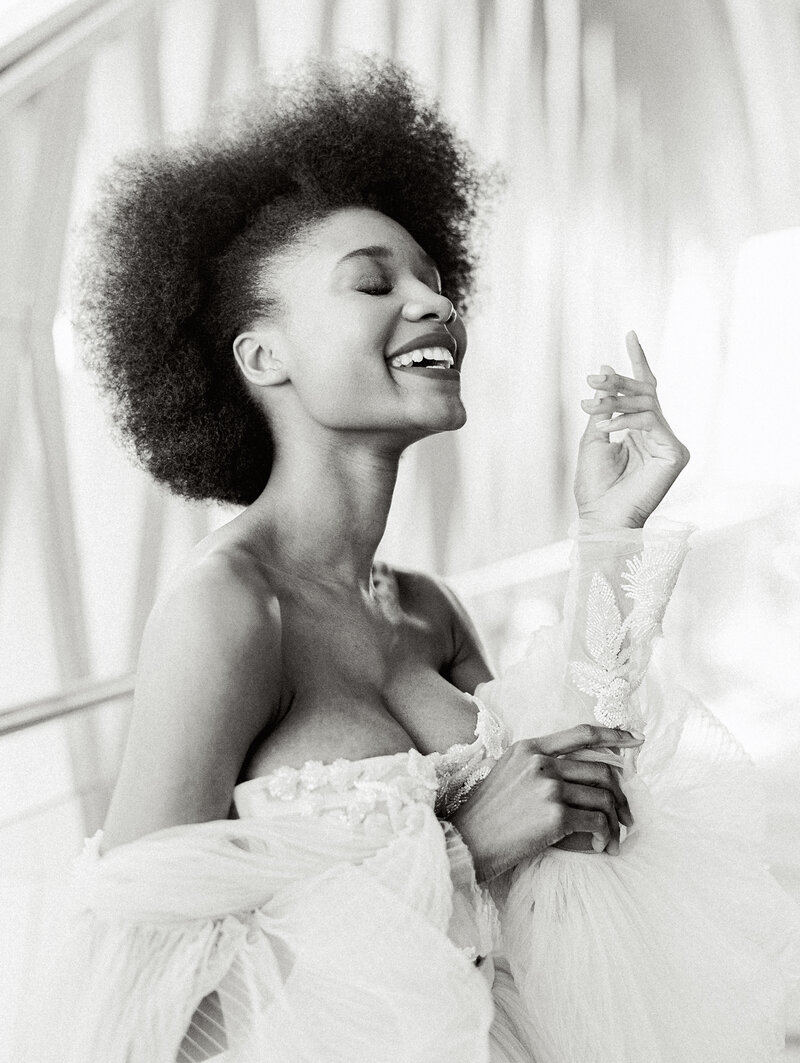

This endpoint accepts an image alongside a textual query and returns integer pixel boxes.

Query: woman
[33,59,799,1062]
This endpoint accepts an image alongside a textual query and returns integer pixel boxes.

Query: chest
[240,581,481,781]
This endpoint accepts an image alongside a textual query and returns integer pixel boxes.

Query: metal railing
[0,672,134,737]
[0,541,578,740]
[0,486,793,740]
[0,0,159,116]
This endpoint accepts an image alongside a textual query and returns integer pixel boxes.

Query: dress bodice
[233,695,511,826]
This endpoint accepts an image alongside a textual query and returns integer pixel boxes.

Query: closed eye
[357,283,393,296]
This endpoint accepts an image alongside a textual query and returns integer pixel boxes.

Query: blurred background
[2,0,800,1055]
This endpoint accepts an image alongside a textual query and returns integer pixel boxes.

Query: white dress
[479,519,800,1061]
[23,520,800,1062]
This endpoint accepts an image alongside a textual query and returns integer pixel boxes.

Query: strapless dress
[21,519,800,1063]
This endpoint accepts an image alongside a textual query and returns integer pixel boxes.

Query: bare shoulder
[145,545,281,675]
[102,547,283,850]
[385,564,494,692]
[387,564,460,623]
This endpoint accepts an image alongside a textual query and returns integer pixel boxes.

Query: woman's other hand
[449,725,644,882]
[574,331,690,529]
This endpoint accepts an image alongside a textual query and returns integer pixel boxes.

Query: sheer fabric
[21,521,800,1061]
[25,708,533,1062]
[478,519,800,1061]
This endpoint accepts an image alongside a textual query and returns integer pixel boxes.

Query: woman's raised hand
[449,725,644,883]
[573,331,690,529]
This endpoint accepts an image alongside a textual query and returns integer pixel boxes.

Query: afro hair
[74,57,494,506]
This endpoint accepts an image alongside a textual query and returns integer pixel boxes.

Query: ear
[232,330,290,387]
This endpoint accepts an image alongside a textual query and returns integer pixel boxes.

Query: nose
[402,289,454,324]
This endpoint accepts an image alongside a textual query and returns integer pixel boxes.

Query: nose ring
[445,303,457,324]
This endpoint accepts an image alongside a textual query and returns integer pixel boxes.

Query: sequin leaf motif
[569,572,633,727]
[619,542,685,640]
[433,699,510,819]
[569,542,685,727]
[473,695,507,760]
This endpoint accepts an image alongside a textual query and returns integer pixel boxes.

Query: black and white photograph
[2,1,800,1059]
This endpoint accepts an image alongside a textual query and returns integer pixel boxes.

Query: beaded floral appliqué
[241,699,509,825]
[259,749,439,824]
[433,698,510,819]
[568,541,685,727]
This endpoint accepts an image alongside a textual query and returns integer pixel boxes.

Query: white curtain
[3,0,800,707]
[3,2,800,1055]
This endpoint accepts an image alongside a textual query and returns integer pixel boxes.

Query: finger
[557,759,633,827]
[533,725,644,757]
[594,411,660,433]
[585,372,658,399]
[564,808,613,853]
[582,394,658,416]
[562,783,621,854]
[625,330,657,386]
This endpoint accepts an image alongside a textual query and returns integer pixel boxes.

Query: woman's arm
[433,580,637,879]
[102,553,283,851]
[439,335,690,879]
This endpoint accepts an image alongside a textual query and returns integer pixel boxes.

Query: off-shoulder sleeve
[21,811,495,1063]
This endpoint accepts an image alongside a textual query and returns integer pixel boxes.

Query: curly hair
[74,57,494,506]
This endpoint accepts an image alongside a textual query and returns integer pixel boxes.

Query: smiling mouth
[386,345,455,371]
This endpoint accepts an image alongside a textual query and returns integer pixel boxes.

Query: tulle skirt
[484,652,800,1062]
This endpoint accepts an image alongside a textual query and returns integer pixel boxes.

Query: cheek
[284,330,393,423]
[288,306,390,388]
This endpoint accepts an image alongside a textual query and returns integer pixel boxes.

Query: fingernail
[627,729,645,741]
[587,374,607,384]
[581,399,600,409]
[596,418,613,429]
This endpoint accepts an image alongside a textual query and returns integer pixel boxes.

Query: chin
[447,403,468,431]
[411,399,467,438]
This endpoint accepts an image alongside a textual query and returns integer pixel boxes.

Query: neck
[240,427,403,590]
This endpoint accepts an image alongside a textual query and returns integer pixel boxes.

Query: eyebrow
[336,244,440,279]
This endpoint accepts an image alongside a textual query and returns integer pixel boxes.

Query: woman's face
[244,207,467,445]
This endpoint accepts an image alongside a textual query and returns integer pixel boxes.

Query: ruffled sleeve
[562,517,694,731]
[475,517,695,742]
[21,806,495,1063]
[475,519,800,1063]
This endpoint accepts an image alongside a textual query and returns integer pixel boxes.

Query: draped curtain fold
[2,0,800,797]
[3,5,800,1056]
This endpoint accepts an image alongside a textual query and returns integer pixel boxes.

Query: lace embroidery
[569,541,686,727]
[434,760,495,819]
[254,748,439,823]
[238,701,509,825]
[619,542,685,640]
[433,700,510,819]
[473,695,506,759]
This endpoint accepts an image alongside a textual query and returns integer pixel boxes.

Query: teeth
[388,346,455,369]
